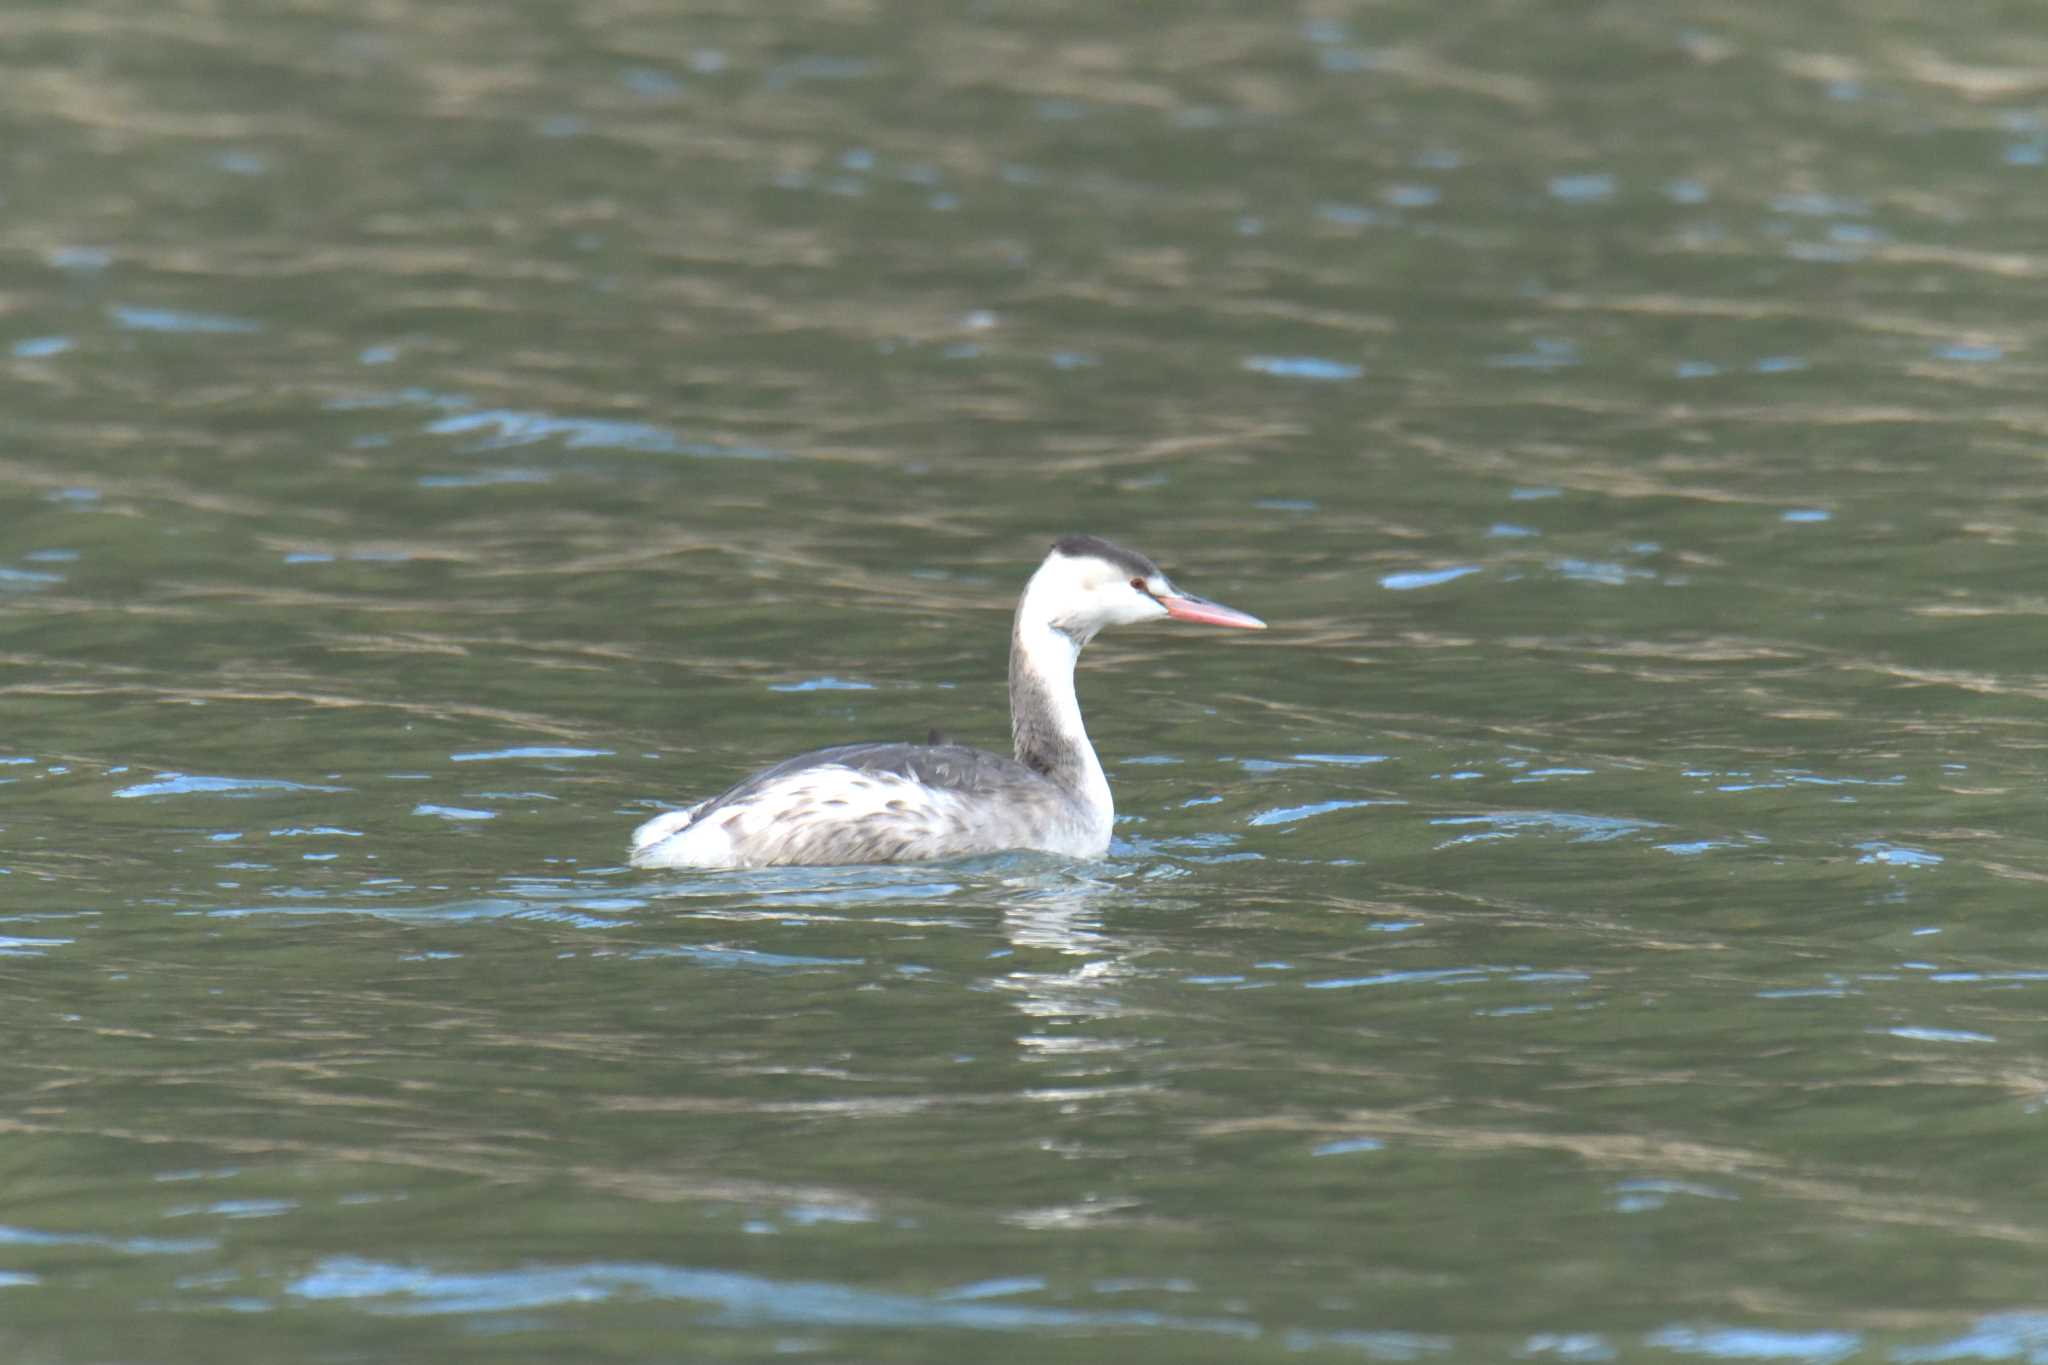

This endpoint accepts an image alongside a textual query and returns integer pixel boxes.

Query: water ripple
[1248,798,1395,827]
[448,746,611,763]
[627,945,864,970]
[287,1256,1263,1337]
[1381,566,1479,591]
[114,774,349,799]
[107,305,263,334]
[1241,355,1363,381]
[1644,1325,1860,1362]
[426,409,786,460]
[1431,811,1661,846]
[0,1224,216,1256]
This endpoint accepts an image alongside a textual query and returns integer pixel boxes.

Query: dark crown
[1050,534,1160,580]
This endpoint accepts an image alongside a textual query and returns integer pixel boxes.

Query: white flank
[629,766,970,870]
[628,803,704,856]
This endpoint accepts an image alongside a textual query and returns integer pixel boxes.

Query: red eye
[1130,577,1145,589]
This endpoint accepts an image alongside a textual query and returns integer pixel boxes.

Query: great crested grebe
[629,535,1265,869]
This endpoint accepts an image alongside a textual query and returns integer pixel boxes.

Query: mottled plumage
[630,536,1263,870]
[630,741,1089,868]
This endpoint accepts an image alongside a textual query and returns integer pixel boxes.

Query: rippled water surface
[6,2,2048,1360]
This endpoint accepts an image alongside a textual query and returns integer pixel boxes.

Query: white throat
[1009,592,1113,838]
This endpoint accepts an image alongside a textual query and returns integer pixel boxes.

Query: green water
[4,2,2048,1360]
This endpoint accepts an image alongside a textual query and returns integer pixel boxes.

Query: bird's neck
[1008,611,1111,826]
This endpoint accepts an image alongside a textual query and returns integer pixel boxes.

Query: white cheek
[1116,592,1168,626]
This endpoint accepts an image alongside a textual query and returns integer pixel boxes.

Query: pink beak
[1158,592,1266,630]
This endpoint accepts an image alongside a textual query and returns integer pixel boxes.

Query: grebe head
[1022,535,1266,643]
